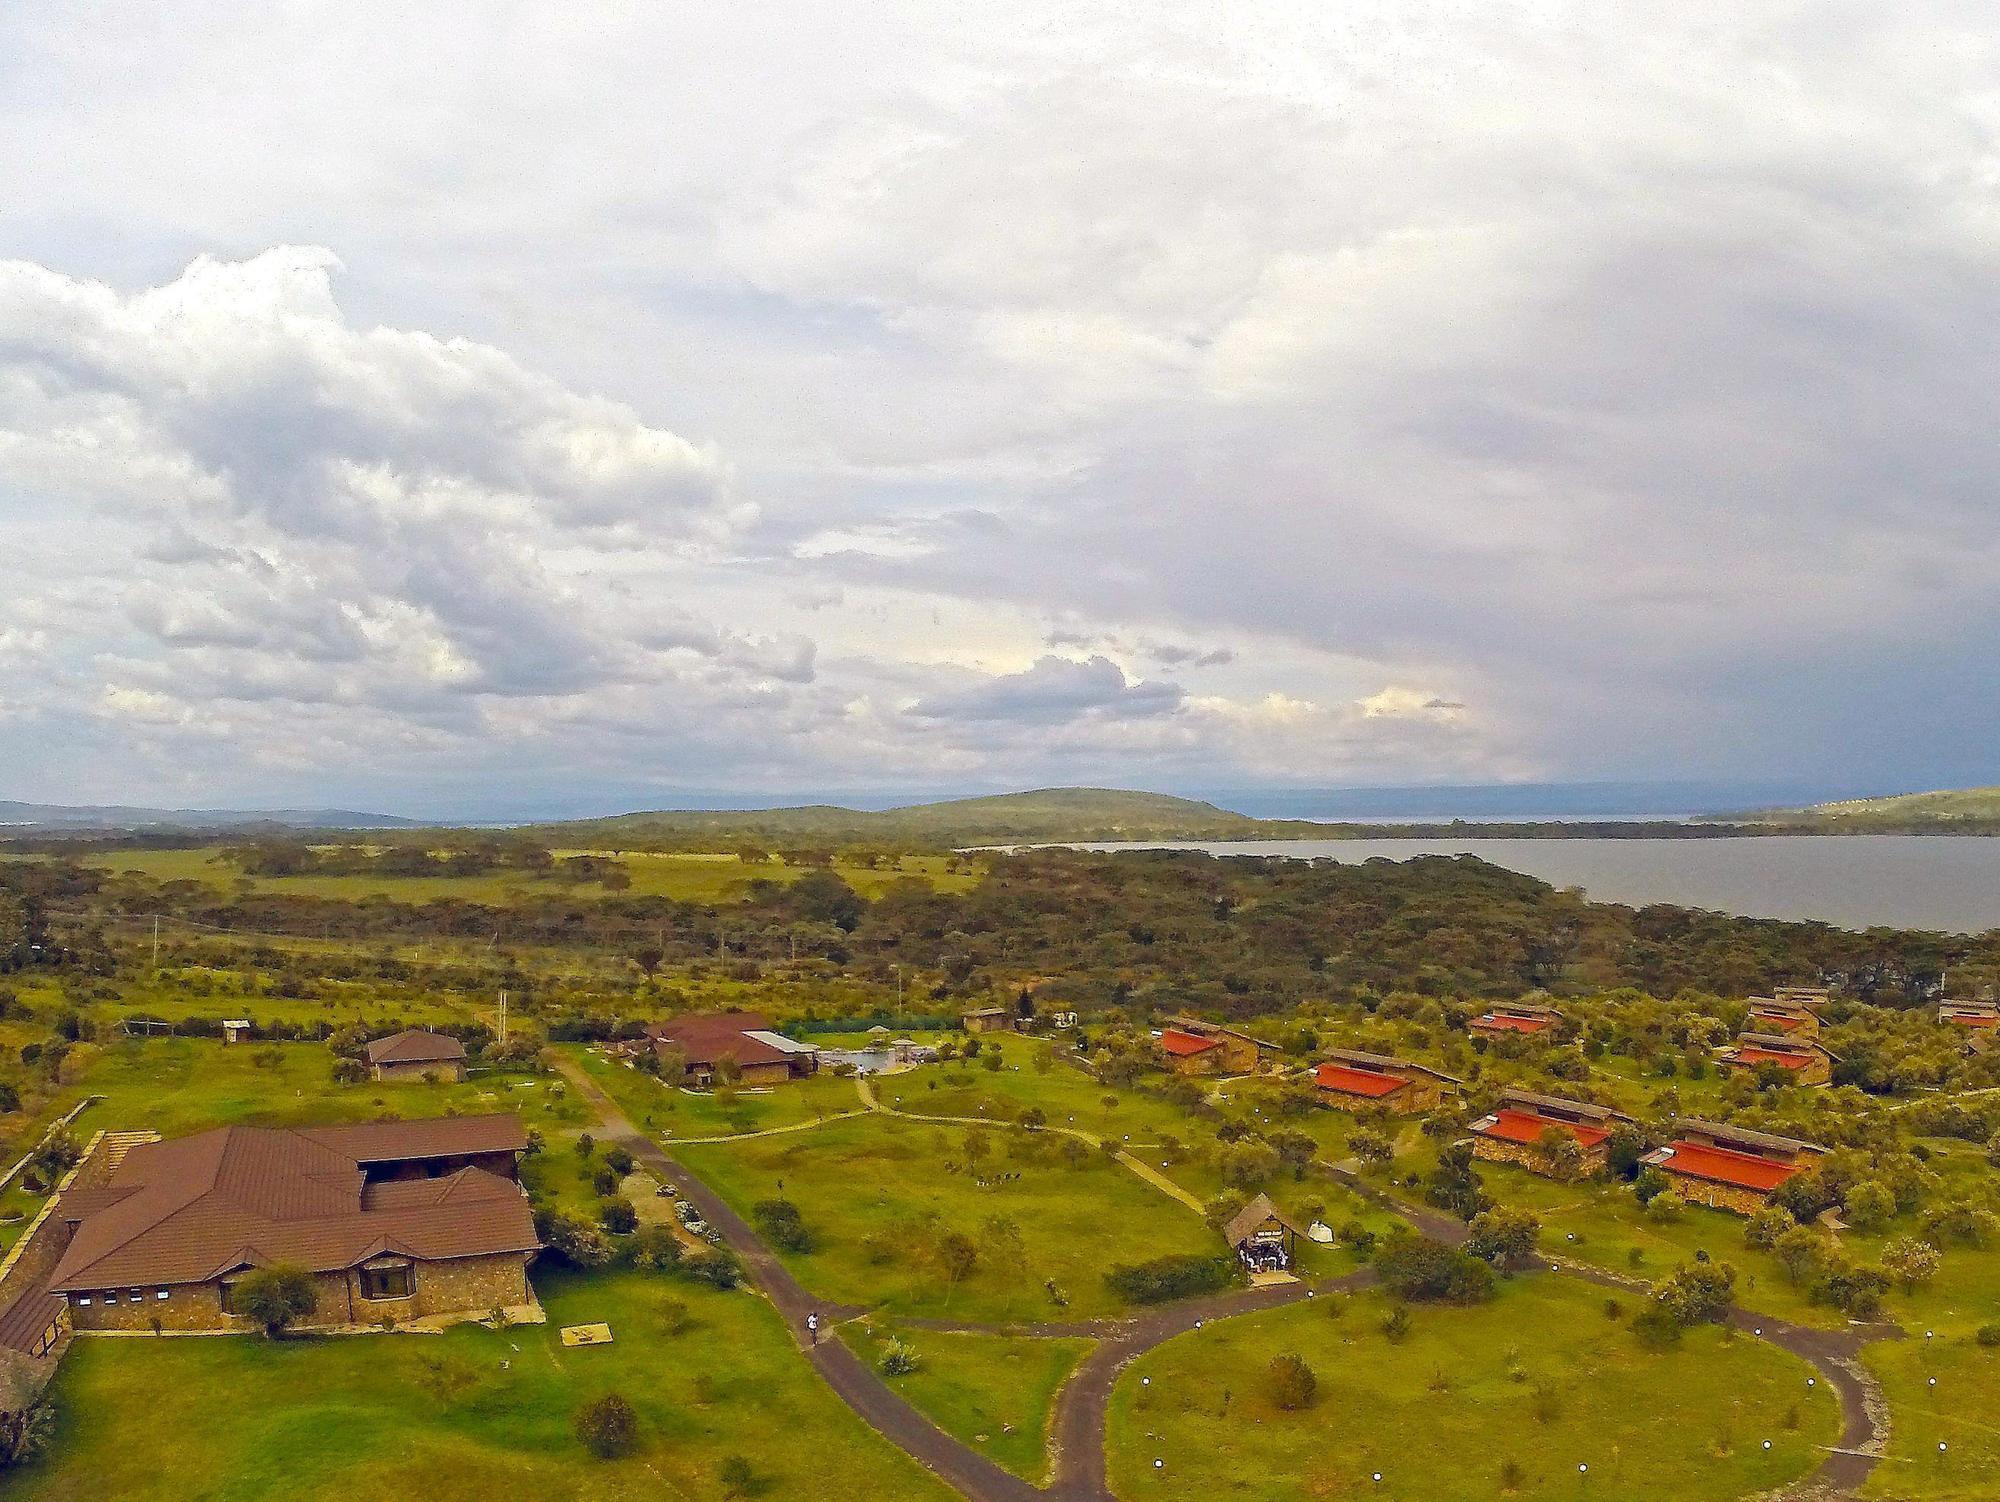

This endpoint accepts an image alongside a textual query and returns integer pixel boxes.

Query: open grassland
[13,1271,955,1502]
[837,1319,1091,1482]
[52,1038,584,1139]
[1108,1276,1840,1502]
[676,1112,1220,1324]
[572,1047,864,1139]
[1862,1335,2000,1499]
[84,846,981,902]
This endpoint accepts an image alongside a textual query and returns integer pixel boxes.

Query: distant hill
[530,787,1277,847]
[1714,785,2000,832]
[0,800,418,832]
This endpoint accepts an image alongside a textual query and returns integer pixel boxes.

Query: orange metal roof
[1730,1046,1816,1070]
[1471,1013,1552,1034]
[1474,1108,1611,1149]
[1314,1063,1407,1098]
[1659,1140,1801,1193]
[1159,1028,1221,1057]
[1749,1010,1811,1032]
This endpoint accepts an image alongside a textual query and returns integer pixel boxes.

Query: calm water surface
[1074,836,2000,934]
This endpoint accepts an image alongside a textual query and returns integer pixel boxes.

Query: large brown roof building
[48,1115,538,1333]
[644,1012,820,1087]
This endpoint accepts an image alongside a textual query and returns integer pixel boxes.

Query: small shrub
[574,1392,638,1458]
[879,1338,921,1376]
[1105,1254,1238,1305]
[1381,1304,1412,1343]
[1265,1353,1318,1410]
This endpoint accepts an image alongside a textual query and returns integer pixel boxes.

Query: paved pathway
[560,1057,1895,1502]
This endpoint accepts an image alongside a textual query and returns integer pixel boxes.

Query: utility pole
[151,915,160,972]
[498,989,508,1045]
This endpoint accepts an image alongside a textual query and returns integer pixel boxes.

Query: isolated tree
[1882,1236,1941,1294]
[233,1264,318,1337]
[1465,1207,1541,1268]
[574,1392,638,1458]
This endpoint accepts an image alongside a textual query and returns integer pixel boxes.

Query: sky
[2,2,1997,818]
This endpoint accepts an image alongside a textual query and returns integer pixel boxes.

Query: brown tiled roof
[48,1118,536,1294]
[648,1012,792,1068]
[364,1029,467,1065]
[295,1113,527,1164]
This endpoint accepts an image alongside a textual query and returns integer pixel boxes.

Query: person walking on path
[807,1310,819,1346]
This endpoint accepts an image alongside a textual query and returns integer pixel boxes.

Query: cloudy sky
[3,3,1997,817]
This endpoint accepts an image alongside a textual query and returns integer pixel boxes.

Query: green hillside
[1720,784,2000,831]
[529,787,1275,848]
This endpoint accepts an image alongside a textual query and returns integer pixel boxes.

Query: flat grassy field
[573,1047,864,1139]
[838,1319,1091,1482]
[14,1271,955,1502]
[676,1113,1220,1323]
[51,1038,586,1140]
[85,846,980,903]
[1107,1275,1840,1502]
[1861,1335,2000,1499]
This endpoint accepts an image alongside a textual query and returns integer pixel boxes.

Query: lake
[1072,835,2000,933]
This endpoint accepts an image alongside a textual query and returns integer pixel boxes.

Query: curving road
[558,1057,1893,1502]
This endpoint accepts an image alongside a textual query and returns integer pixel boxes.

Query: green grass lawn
[14,1270,955,1502]
[572,1047,864,1139]
[873,1046,1215,1148]
[1108,1275,1840,1502]
[837,1319,1091,1482]
[676,1113,1220,1324]
[1861,1334,2000,1499]
[85,846,980,903]
[51,1038,585,1140]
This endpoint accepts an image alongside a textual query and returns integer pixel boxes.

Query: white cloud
[5,5,2000,807]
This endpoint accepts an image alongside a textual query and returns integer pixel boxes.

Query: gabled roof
[649,1012,797,1068]
[1722,1033,1839,1066]
[1470,1012,1554,1034]
[1673,1118,1825,1156]
[1651,1141,1803,1193]
[295,1114,527,1164]
[1493,1089,1634,1125]
[1164,1018,1280,1050]
[363,1029,467,1065]
[1321,1048,1463,1084]
[1159,1028,1221,1057]
[1223,1192,1302,1248]
[1314,1063,1407,1098]
[1473,1108,1612,1150]
[48,1118,537,1294]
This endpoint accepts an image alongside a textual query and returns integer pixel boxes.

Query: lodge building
[47,1115,539,1333]
[1643,1120,1826,1215]
[1745,997,1819,1035]
[363,1029,468,1082]
[642,1012,821,1087]
[1311,1050,1460,1115]
[1716,1032,1836,1087]
[1156,1018,1276,1077]
[1467,1090,1634,1177]
[1467,1002,1561,1041]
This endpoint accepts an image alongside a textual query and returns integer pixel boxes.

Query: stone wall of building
[371,1059,466,1083]
[1665,1175,1769,1216]
[69,1252,532,1334]
[1470,1135,1608,1178]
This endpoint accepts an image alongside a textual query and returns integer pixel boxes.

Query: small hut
[1224,1193,1303,1274]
